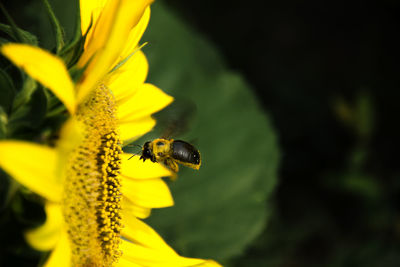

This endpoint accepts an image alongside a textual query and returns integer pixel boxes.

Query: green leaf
[142,3,280,262]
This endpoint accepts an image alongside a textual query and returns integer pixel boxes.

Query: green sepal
[42,0,65,53]
[60,34,86,69]
[0,68,16,113]
[0,23,38,45]
[69,65,87,84]
[110,42,148,73]
[59,8,92,68]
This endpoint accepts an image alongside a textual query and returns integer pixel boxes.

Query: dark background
[161,1,400,266]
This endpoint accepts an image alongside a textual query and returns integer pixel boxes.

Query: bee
[139,138,201,173]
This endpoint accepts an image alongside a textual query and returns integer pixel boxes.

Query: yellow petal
[0,141,62,202]
[119,116,156,143]
[120,215,220,267]
[44,231,71,267]
[120,153,171,179]
[120,240,220,267]
[118,83,173,122]
[122,176,173,208]
[122,198,151,219]
[118,7,151,62]
[116,257,141,267]
[105,50,149,102]
[25,202,63,251]
[77,0,119,67]
[1,44,76,114]
[197,260,223,267]
[80,0,107,35]
[76,0,153,104]
[56,118,83,160]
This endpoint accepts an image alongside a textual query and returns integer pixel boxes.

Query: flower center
[62,85,123,266]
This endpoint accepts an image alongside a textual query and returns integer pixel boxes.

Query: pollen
[62,84,123,266]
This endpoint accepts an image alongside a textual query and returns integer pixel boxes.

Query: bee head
[140,141,154,162]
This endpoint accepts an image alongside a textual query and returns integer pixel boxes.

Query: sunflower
[0,0,220,266]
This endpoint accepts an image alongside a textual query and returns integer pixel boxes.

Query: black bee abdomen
[172,140,200,165]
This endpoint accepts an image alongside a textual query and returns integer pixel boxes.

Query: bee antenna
[125,144,143,160]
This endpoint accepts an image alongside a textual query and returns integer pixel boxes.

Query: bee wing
[152,98,197,139]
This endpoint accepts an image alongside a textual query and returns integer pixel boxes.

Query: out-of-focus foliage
[160,1,400,267]
[138,3,279,263]
[0,1,79,265]
[232,90,400,267]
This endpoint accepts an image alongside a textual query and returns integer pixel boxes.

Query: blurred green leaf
[9,86,47,138]
[354,91,374,140]
[325,171,382,201]
[142,3,279,262]
[12,76,37,112]
[0,68,16,113]
[0,37,10,45]
[0,107,7,138]
[42,0,64,53]
[59,4,85,68]
[0,23,38,45]
[342,173,381,199]
[333,91,374,141]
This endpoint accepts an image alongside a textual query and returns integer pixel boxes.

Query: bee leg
[163,158,179,172]
[169,172,178,181]
[163,158,179,180]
